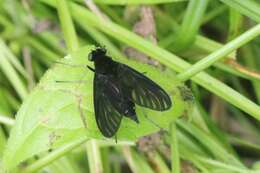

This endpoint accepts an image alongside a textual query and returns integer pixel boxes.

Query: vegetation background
[0,0,260,173]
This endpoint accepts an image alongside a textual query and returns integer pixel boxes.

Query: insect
[88,47,172,137]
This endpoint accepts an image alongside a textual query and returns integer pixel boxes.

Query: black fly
[88,47,172,137]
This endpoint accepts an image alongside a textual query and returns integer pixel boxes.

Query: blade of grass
[0,39,28,100]
[159,28,258,80]
[202,5,227,24]
[176,128,208,156]
[194,35,236,59]
[195,102,236,153]
[112,162,121,173]
[156,8,236,60]
[176,23,260,81]
[22,137,88,173]
[38,31,66,55]
[194,155,256,173]
[153,7,260,84]
[26,37,60,64]
[176,138,213,172]
[177,120,244,167]
[213,62,260,81]
[171,122,180,173]
[178,144,211,172]
[228,106,260,144]
[156,6,259,83]
[219,0,260,23]
[228,8,243,40]
[56,0,78,52]
[242,46,260,104]
[228,135,260,152]
[47,157,82,173]
[0,87,17,116]
[171,0,209,52]
[99,5,129,27]
[122,147,139,173]
[122,147,155,173]
[3,89,20,111]
[101,148,111,173]
[1,40,29,79]
[86,140,103,173]
[151,152,171,173]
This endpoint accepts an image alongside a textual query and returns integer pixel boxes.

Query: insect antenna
[55,80,87,84]
[52,60,87,68]
[87,66,95,72]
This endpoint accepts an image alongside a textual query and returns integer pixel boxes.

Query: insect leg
[87,66,95,72]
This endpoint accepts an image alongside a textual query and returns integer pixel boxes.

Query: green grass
[0,0,260,173]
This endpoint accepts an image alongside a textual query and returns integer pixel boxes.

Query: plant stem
[56,0,78,53]
[219,0,260,23]
[171,122,180,173]
[171,0,208,52]
[177,23,260,81]
[23,138,88,173]
[86,140,104,173]
[195,156,257,173]
[0,39,28,100]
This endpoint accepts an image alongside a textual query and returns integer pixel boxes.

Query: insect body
[88,47,172,137]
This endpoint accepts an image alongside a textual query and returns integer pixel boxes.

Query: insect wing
[94,74,123,137]
[118,64,172,111]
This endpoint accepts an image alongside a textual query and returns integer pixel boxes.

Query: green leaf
[3,46,190,170]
